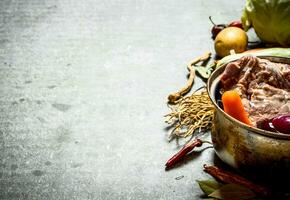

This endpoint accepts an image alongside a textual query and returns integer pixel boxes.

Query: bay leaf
[209,184,256,200]
[195,62,216,79]
[196,179,223,196]
[195,66,212,79]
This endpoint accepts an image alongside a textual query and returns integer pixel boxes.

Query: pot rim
[207,55,290,140]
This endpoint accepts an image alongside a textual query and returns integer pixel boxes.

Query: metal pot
[207,56,290,172]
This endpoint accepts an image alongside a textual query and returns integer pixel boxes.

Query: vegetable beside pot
[214,27,248,58]
[242,0,290,47]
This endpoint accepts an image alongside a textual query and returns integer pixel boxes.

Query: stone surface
[0,0,245,199]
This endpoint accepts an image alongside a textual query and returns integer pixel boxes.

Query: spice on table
[195,61,216,79]
[165,91,215,138]
[165,139,202,170]
[203,164,270,197]
[167,51,211,104]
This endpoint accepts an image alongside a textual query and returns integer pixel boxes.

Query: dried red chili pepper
[165,139,202,170]
[203,164,270,197]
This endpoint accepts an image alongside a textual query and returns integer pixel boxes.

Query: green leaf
[209,184,256,200]
[195,62,216,79]
[196,180,223,196]
[195,66,212,79]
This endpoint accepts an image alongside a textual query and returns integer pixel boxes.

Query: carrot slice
[222,90,252,126]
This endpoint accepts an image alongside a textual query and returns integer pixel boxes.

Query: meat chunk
[221,56,290,126]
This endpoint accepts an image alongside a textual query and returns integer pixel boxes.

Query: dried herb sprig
[167,51,211,104]
[165,91,215,139]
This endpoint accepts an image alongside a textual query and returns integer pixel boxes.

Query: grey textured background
[0,0,245,199]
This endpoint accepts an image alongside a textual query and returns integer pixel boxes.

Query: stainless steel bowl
[207,56,290,171]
